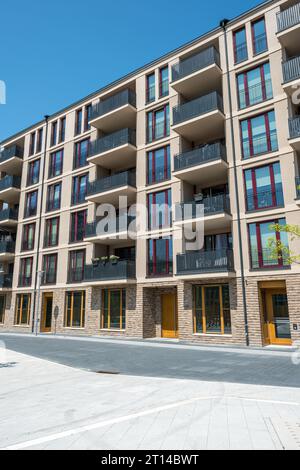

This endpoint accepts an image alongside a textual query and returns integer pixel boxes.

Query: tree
[268,224,300,265]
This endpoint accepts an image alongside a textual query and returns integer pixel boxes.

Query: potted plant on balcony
[92,258,100,267]
[109,255,120,265]
[100,256,108,265]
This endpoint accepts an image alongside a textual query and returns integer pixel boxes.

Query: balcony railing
[0,176,21,192]
[253,33,268,54]
[283,56,300,83]
[0,208,18,222]
[87,171,136,197]
[67,268,84,284]
[91,89,136,120]
[89,128,136,157]
[177,249,234,275]
[42,270,57,285]
[277,3,300,32]
[296,177,300,199]
[85,215,136,238]
[238,79,273,109]
[175,194,230,221]
[173,92,223,126]
[174,142,226,172]
[251,248,290,270]
[84,259,136,282]
[171,46,220,82]
[289,116,300,139]
[0,240,15,254]
[18,275,32,287]
[0,273,13,288]
[0,145,23,164]
[245,187,284,211]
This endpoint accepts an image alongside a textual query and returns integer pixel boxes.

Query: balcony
[0,273,13,289]
[86,171,136,205]
[0,145,23,175]
[296,177,300,202]
[277,3,300,54]
[83,259,136,285]
[289,116,300,150]
[171,46,221,99]
[173,142,227,186]
[0,241,15,261]
[0,208,18,228]
[89,89,136,133]
[177,249,234,278]
[172,92,224,141]
[84,215,136,245]
[174,194,231,231]
[0,176,21,204]
[87,128,136,169]
[282,56,300,95]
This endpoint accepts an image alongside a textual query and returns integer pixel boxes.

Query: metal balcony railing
[42,270,57,285]
[0,208,18,222]
[171,46,220,82]
[84,259,136,282]
[173,92,223,126]
[0,176,21,192]
[87,171,136,197]
[289,116,300,139]
[18,275,32,287]
[177,249,234,275]
[253,33,268,54]
[251,248,290,269]
[0,273,13,288]
[296,177,300,199]
[175,194,230,221]
[238,79,273,109]
[89,128,136,157]
[67,268,84,284]
[0,145,23,164]
[277,3,300,32]
[283,56,300,83]
[85,215,136,238]
[245,187,284,211]
[174,142,226,172]
[91,89,136,120]
[0,240,15,254]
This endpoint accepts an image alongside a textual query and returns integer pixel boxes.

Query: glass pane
[272,294,291,339]
[194,287,203,333]
[110,290,121,329]
[222,285,231,334]
[205,287,221,333]
[72,292,83,327]
[102,290,109,329]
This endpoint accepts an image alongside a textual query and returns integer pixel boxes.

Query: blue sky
[0,0,262,141]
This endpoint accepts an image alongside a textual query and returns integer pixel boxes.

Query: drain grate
[95,370,120,375]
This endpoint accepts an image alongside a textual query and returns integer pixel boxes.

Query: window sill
[242,148,279,161]
[238,96,273,112]
[245,204,285,214]
[194,333,232,337]
[100,329,125,332]
[249,265,291,272]
[64,327,85,330]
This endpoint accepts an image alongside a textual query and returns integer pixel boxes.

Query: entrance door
[265,289,291,346]
[161,294,177,339]
[41,293,53,333]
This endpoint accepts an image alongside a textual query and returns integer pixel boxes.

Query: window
[115,246,136,261]
[146,73,155,103]
[84,104,92,132]
[46,182,61,212]
[24,190,38,218]
[27,159,40,186]
[148,237,173,276]
[49,149,63,178]
[147,104,170,143]
[194,285,231,334]
[248,218,289,269]
[233,27,248,64]
[59,117,66,143]
[65,291,85,328]
[68,250,85,283]
[237,63,272,109]
[147,146,171,184]
[44,217,59,247]
[159,66,169,98]
[36,128,43,153]
[0,295,5,324]
[70,210,87,243]
[148,188,172,230]
[29,132,36,156]
[51,121,58,147]
[22,223,35,251]
[203,233,233,251]
[42,254,57,284]
[241,110,278,159]
[252,17,267,55]
[19,258,33,287]
[244,162,284,211]
[72,174,87,205]
[102,289,126,330]
[15,294,31,325]
[75,109,83,135]
[74,138,89,169]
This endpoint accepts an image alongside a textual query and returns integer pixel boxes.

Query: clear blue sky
[0,0,262,141]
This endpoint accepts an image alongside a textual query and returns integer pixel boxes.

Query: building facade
[0,0,300,347]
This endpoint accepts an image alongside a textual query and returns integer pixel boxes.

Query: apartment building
[0,0,300,347]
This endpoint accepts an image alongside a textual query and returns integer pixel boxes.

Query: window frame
[22,222,36,252]
[146,72,156,104]
[36,128,43,153]
[59,117,66,143]
[64,291,85,328]
[70,210,87,243]
[0,295,6,324]
[147,188,172,230]
[24,190,38,218]
[147,145,171,185]
[44,216,60,248]
[49,149,64,178]
[75,108,83,136]
[19,258,33,287]
[46,182,62,212]
[84,104,92,132]
[237,62,272,109]
[240,110,278,159]
[193,285,231,335]
[244,162,283,212]
[159,66,169,98]
[14,294,31,326]
[29,132,36,156]
[42,253,58,285]
[147,236,173,277]
[68,249,85,283]
[73,138,90,170]
[146,104,170,143]
[71,173,88,206]
[101,289,126,330]
[51,121,58,147]
[251,17,268,56]
[27,158,40,187]
[233,26,248,64]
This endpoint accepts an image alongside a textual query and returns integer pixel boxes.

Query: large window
[51,121,58,147]
[0,295,5,324]
[24,190,38,218]
[44,217,59,247]
[29,132,36,156]
[252,17,267,55]
[147,105,170,143]
[147,146,171,184]
[248,218,289,269]
[102,289,126,330]
[159,66,169,98]
[194,285,231,335]
[59,117,66,143]
[49,149,63,178]
[148,188,172,230]
[72,174,87,205]
[84,104,92,132]
[22,223,35,251]
[15,294,31,326]
[19,258,33,287]
[148,237,173,276]
[237,63,272,109]
[36,128,43,153]
[68,250,85,283]
[70,210,87,243]
[75,109,83,136]
[233,27,248,64]
[244,162,284,211]
[46,182,61,212]
[65,291,85,328]
[74,138,89,169]
[27,159,40,186]
[241,110,278,159]
[42,254,57,285]
[203,233,233,251]
[146,73,155,103]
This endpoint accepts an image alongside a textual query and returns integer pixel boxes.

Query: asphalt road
[1,334,300,388]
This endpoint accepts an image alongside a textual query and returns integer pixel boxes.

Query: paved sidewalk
[1,346,300,450]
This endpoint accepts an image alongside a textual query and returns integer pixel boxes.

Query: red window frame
[44,217,60,248]
[240,110,276,159]
[36,128,43,153]
[72,174,88,205]
[244,163,279,211]
[42,254,58,284]
[75,108,83,135]
[233,27,248,64]
[147,237,172,277]
[146,72,155,104]
[46,182,62,212]
[51,121,58,147]
[19,257,33,286]
[25,190,38,218]
[59,117,66,143]
[68,249,85,283]
[159,66,169,98]
[248,218,286,269]
[22,223,36,251]
[147,145,170,185]
[147,105,169,143]
[74,138,90,169]
[251,17,268,56]
[27,159,40,186]
[237,63,269,109]
[84,104,92,132]
[49,149,64,178]
[29,132,36,156]
[147,188,171,230]
[70,210,87,243]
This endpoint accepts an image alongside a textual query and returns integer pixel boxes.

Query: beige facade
[0,0,300,347]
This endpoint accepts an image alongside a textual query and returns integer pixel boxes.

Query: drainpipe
[31,115,50,334]
[220,19,249,346]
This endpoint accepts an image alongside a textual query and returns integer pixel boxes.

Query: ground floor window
[14,294,31,326]
[0,295,6,324]
[102,289,126,330]
[194,285,231,335]
[65,291,85,328]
